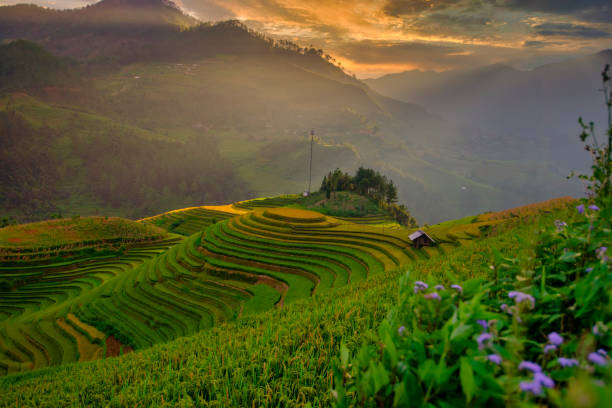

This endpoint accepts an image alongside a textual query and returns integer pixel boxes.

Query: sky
[2,0,611,77]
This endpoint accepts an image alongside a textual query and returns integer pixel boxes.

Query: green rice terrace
[0,195,589,407]
[0,196,574,381]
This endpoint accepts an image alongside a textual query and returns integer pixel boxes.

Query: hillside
[0,0,584,223]
[0,198,579,405]
[0,92,249,221]
[0,195,574,377]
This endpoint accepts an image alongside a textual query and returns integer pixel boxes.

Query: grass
[0,203,567,407]
[0,217,166,250]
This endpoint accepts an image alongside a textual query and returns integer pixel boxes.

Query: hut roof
[409,229,435,242]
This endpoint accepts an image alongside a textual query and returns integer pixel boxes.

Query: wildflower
[589,204,600,211]
[554,220,567,231]
[593,324,601,336]
[508,291,535,309]
[588,352,608,366]
[577,204,585,214]
[435,284,445,291]
[477,333,493,350]
[519,361,542,373]
[596,247,608,262]
[558,357,579,367]
[424,292,441,301]
[398,326,406,336]
[520,380,543,396]
[597,349,607,356]
[544,344,557,354]
[586,267,593,273]
[414,281,428,293]
[487,354,502,365]
[548,332,563,346]
[500,303,510,313]
[450,284,463,294]
[534,372,555,389]
[477,320,488,331]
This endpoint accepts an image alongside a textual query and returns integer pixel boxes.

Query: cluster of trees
[321,167,398,204]
[320,167,416,227]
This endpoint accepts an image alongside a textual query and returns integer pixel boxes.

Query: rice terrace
[1,0,611,406]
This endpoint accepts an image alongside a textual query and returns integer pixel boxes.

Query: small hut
[409,230,435,249]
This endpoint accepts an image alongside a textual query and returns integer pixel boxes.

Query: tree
[385,181,398,204]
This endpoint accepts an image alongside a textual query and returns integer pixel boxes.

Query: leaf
[460,357,477,403]
[370,361,390,394]
[340,344,349,369]
[558,251,580,262]
[450,323,472,342]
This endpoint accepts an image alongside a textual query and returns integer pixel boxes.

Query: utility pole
[308,129,315,195]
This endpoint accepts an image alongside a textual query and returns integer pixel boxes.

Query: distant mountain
[365,51,612,166]
[0,1,583,223]
[0,0,198,65]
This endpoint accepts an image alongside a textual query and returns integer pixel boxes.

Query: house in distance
[409,230,436,249]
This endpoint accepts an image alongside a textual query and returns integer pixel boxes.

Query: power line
[308,129,314,195]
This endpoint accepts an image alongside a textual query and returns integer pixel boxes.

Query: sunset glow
[2,0,610,76]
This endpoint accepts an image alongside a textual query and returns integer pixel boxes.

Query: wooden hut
[409,230,435,249]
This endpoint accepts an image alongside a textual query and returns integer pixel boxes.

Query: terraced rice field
[232,195,301,210]
[2,197,564,377]
[0,236,182,376]
[140,206,240,236]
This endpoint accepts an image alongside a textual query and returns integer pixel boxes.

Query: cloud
[533,23,611,39]
[382,0,463,17]
[494,0,610,14]
[337,40,505,70]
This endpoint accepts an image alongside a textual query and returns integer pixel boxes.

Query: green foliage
[334,202,610,406]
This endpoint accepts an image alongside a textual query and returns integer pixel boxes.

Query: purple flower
[414,281,428,293]
[554,220,567,231]
[435,284,445,291]
[508,291,535,309]
[589,204,600,211]
[477,320,488,331]
[519,361,542,373]
[586,267,593,273]
[548,332,563,346]
[558,357,579,367]
[450,284,463,293]
[534,372,555,389]
[424,292,441,301]
[588,352,607,366]
[500,303,510,313]
[593,324,601,336]
[487,354,502,365]
[398,326,406,336]
[597,349,607,356]
[477,333,493,350]
[596,247,608,262]
[544,344,557,354]
[577,204,585,214]
[520,380,543,396]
